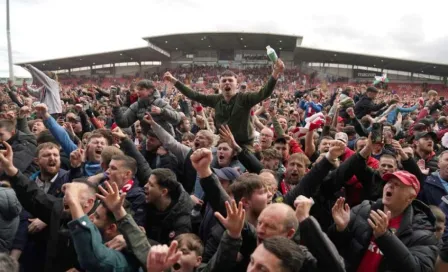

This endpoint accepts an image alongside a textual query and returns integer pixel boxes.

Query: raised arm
[243,60,284,106]
[113,128,152,185]
[164,72,219,108]
[143,114,190,161]
[26,64,59,92]
[36,104,77,155]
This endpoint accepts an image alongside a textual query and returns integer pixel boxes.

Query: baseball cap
[419,118,435,127]
[366,86,379,93]
[414,131,437,141]
[337,116,344,123]
[382,171,420,194]
[213,167,240,182]
[335,132,348,144]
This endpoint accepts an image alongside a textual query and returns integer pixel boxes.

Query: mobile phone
[371,123,383,144]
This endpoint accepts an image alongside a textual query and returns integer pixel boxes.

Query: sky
[1,0,448,75]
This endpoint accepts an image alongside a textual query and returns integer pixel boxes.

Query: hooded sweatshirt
[26,65,62,114]
[0,188,22,252]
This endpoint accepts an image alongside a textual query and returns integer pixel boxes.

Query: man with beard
[413,131,439,174]
[0,142,98,271]
[175,117,191,142]
[113,79,182,136]
[143,114,214,194]
[163,59,285,146]
[35,103,111,176]
[143,168,193,245]
[279,153,310,195]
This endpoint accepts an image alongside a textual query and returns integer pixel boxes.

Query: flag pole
[6,0,15,81]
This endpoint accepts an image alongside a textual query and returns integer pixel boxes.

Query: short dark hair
[137,79,155,90]
[274,137,287,145]
[36,130,58,145]
[230,173,264,203]
[111,154,137,175]
[220,70,237,78]
[90,129,113,145]
[182,132,195,141]
[379,154,398,165]
[262,237,305,272]
[151,168,180,199]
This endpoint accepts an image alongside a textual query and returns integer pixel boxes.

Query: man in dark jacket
[354,86,386,119]
[104,154,146,226]
[419,150,448,207]
[329,171,439,272]
[163,59,284,146]
[113,79,182,136]
[414,131,439,174]
[0,142,97,271]
[143,168,193,245]
[0,119,37,176]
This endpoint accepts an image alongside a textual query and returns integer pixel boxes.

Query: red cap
[111,123,118,130]
[337,116,344,123]
[382,171,420,194]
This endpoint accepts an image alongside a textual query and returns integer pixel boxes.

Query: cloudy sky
[1,0,448,75]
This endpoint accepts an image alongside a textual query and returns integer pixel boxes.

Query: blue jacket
[68,215,139,272]
[419,172,448,206]
[386,104,418,124]
[44,116,101,176]
[299,100,323,118]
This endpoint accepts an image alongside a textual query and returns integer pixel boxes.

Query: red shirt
[356,214,403,272]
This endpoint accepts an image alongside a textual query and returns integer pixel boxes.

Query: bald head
[256,203,298,244]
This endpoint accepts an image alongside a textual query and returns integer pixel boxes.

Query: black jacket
[329,199,439,272]
[144,189,193,245]
[354,95,386,119]
[10,171,80,272]
[9,131,38,176]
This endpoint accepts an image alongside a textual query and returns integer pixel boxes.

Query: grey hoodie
[0,187,22,253]
[113,90,182,135]
[26,65,62,114]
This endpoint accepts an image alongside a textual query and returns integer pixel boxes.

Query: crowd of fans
[0,59,448,272]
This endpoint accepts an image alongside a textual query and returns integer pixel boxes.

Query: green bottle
[266,45,278,63]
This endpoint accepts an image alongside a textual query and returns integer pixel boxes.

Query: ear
[195,256,202,267]
[161,188,169,197]
[108,223,118,234]
[286,228,296,239]
[241,197,250,209]
[33,157,39,165]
